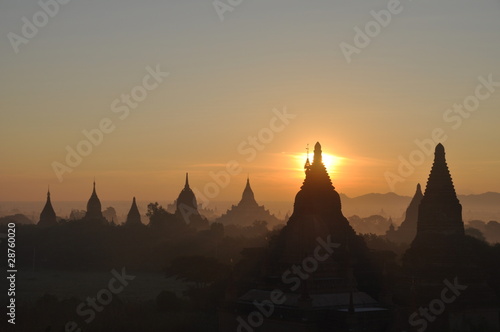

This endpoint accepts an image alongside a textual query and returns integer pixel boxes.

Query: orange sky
[1,1,499,203]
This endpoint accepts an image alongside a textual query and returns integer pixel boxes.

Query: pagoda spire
[39,187,57,226]
[422,143,459,203]
[125,196,142,225]
[175,172,209,230]
[304,144,311,170]
[300,141,333,190]
[414,143,464,241]
[239,176,258,206]
[85,180,103,220]
[313,141,322,165]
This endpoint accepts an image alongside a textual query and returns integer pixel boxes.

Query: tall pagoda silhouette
[404,144,465,271]
[38,188,57,226]
[215,177,281,227]
[402,144,499,331]
[174,173,209,230]
[125,197,142,226]
[386,183,423,244]
[84,181,104,221]
[220,142,388,332]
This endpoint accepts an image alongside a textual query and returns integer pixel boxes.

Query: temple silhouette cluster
[34,142,499,331]
[37,172,279,229]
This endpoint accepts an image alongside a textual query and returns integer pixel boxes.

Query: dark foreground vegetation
[1,209,499,331]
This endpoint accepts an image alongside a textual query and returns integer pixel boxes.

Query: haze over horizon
[1,0,499,202]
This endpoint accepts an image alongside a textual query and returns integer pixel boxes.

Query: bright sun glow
[293,152,344,174]
[321,153,343,173]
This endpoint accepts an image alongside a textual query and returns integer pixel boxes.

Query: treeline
[0,202,274,272]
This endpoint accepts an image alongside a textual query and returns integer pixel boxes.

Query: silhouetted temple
[84,181,104,220]
[402,144,499,331]
[269,143,364,276]
[220,142,388,332]
[215,177,281,227]
[405,144,465,270]
[175,173,209,230]
[38,189,57,226]
[125,197,142,226]
[385,183,423,244]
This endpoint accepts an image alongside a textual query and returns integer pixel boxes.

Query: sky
[1,0,499,205]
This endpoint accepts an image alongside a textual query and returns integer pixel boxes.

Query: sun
[321,153,343,173]
[293,152,344,174]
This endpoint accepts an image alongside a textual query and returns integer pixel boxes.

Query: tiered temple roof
[215,177,280,227]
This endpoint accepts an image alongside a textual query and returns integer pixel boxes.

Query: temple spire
[85,180,103,220]
[422,143,458,202]
[313,142,322,165]
[300,141,334,190]
[413,143,464,242]
[39,187,57,226]
[125,196,142,225]
[239,176,257,206]
[175,172,209,230]
[304,144,311,170]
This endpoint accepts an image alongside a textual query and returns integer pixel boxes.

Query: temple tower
[407,144,465,269]
[175,173,208,230]
[125,197,142,226]
[404,144,465,273]
[215,176,280,227]
[401,146,499,331]
[268,142,366,291]
[85,181,104,220]
[220,142,387,331]
[416,144,464,238]
[386,183,423,244]
[239,177,259,208]
[38,189,57,226]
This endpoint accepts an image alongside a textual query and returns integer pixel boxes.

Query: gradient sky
[1,0,499,204]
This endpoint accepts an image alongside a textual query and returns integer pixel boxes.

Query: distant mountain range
[339,192,500,223]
